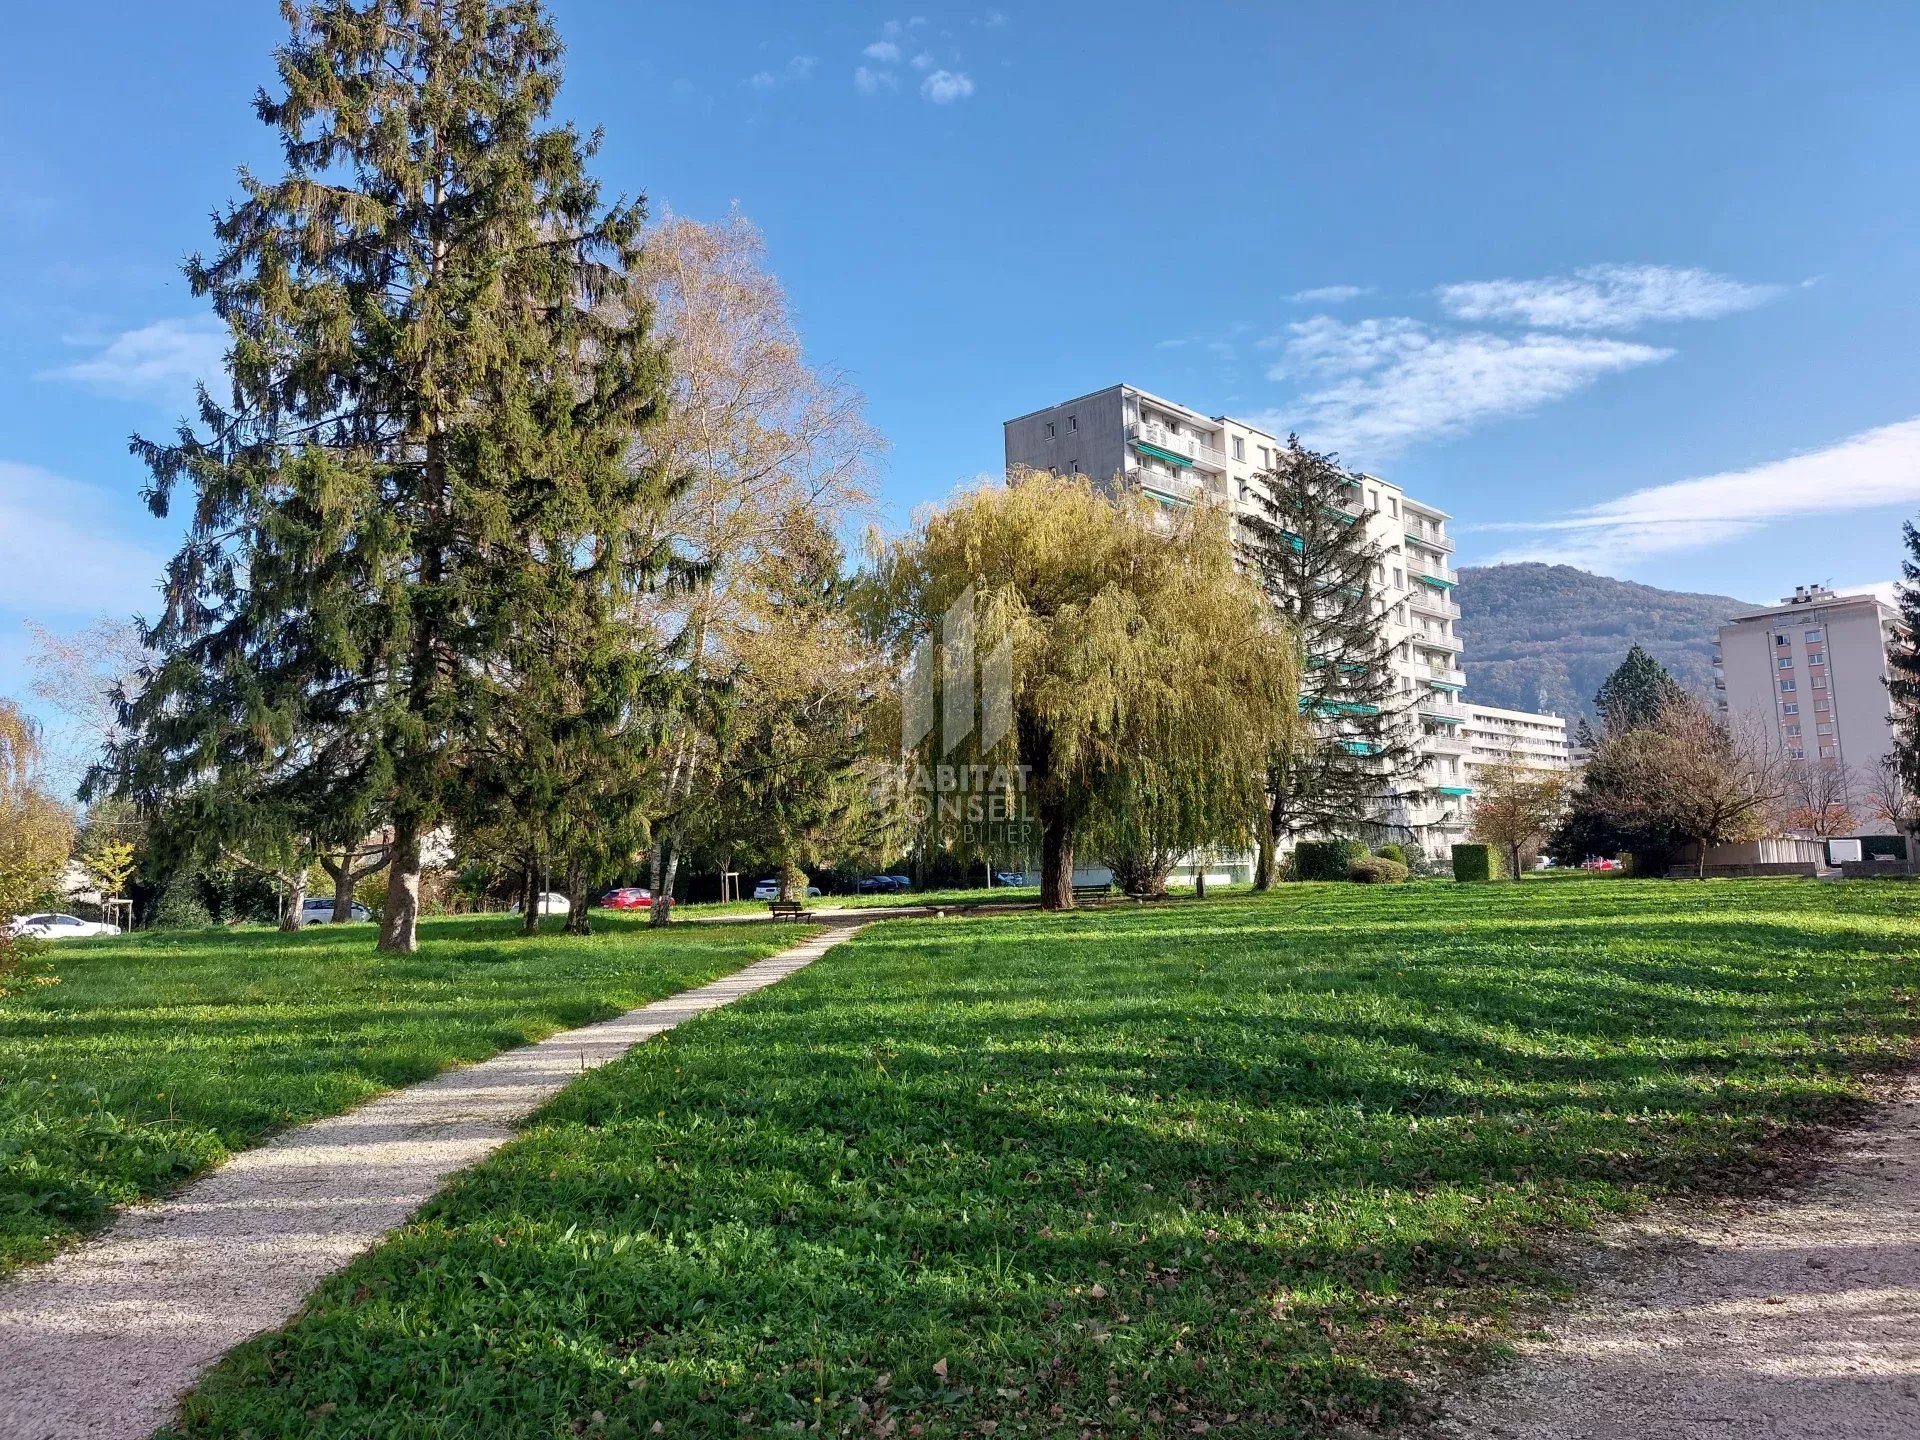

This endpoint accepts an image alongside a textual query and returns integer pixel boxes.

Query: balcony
[1408,589,1459,621]
[1404,526,1454,554]
[1424,732,1471,756]
[1418,694,1466,723]
[1130,422,1230,474]
[1414,567,1456,590]
[1424,665,1469,688]
[1414,630,1463,654]
[1125,466,1205,506]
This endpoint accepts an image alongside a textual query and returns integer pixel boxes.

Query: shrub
[1349,856,1408,884]
[1374,842,1408,866]
[152,873,214,931]
[1451,843,1506,883]
[1292,840,1369,882]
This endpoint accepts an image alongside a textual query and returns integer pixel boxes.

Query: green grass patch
[169,880,1917,1438]
[0,914,815,1271]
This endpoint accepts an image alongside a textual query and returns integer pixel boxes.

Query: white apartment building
[1004,382,1472,856]
[1715,584,1902,834]
[1463,704,1573,785]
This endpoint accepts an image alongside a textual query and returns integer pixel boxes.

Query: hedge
[1374,842,1409,866]
[1293,840,1371,882]
[1349,856,1409,884]
[1451,843,1505,883]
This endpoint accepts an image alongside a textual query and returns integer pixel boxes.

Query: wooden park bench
[1070,882,1113,904]
[766,898,806,920]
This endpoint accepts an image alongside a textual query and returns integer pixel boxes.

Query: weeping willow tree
[864,471,1297,909]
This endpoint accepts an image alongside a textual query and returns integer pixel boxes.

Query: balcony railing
[1425,666,1469,688]
[1408,590,1459,621]
[1418,694,1467,722]
[1414,630,1464,654]
[1130,422,1230,473]
[1405,526,1454,554]
[1423,732,1471,755]
[1125,466,1205,505]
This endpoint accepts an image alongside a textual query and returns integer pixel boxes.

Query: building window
[1259,445,1270,468]
[1819,746,1838,758]
[1775,634,1791,646]
[1781,702,1798,715]
[1389,497,1399,517]
[1813,698,1831,712]
[1044,422,1055,438]
[1778,656,1794,670]
[1806,650,1825,665]
[1806,629,1823,642]
[1231,436,1244,460]
[1812,675,1828,689]
[1779,679,1796,693]
[1783,724,1801,737]
[1816,723,1834,735]
[1067,415,1077,431]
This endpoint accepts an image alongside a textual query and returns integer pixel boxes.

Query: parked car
[993,871,1027,886]
[509,892,572,915]
[598,887,653,910]
[295,897,372,925]
[886,875,912,892]
[6,913,121,940]
[855,875,898,893]
[752,879,822,901]
[1580,857,1620,871]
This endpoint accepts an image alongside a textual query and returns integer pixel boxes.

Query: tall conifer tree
[1239,438,1426,886]
[113,0,670,952]
[1593,644,1686,735]
[1887,520,1920,802]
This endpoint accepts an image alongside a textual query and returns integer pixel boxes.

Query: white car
[7,913,122,940]
[752,879,823,901]
[296,897,372,925]
[509,892,572,916]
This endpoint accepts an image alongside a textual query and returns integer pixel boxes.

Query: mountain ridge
[1454,563,1760,723]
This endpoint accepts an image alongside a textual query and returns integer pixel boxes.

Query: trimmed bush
[1292,840,1370,882]
[1349,856,1408,884]
[1452,843,1506,883]
[1374,842,1408,866]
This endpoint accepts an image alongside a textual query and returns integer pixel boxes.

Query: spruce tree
[1238,438,1426,886]
[1889,521,1920,801]
[1593,644,1685,735]
[114,0,668,952]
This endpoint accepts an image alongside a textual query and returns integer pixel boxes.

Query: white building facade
[1715,584,1902,835]
[1004,383,1476,858]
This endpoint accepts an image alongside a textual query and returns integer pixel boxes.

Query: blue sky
[5,1,1920,722]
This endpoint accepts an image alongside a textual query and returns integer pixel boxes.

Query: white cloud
[921,69,975,103]
[0,462,168,617]
[1436,263,1783,332]
[1259,314,1667,459]
[984,10,1009,25]
[863,40,901,61]
[911,51,935,70]
[41,317,226,405]
[1478,418,1920,572]
[854,65,898,94]
[1286,284,1371,304]
[750,55,817,88]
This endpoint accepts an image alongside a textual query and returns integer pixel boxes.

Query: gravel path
[0,922,864,1440]
[1424,1078,1920,1439]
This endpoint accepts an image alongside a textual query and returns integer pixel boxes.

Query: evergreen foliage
[1238,438,1427,886]
[1292,839,1368,882]
[1888,519,1920,803]
[106,0,672,952]
[1594,644,1688,736]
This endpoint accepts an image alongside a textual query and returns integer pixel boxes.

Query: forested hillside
[1456,563,1758,722]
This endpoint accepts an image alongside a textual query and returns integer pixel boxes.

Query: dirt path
[0,922,865,1440]
[1424,1079,1920,1439]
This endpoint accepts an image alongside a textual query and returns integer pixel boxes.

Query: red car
[598,887,653,910]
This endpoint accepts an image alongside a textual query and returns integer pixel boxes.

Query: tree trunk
[521,860,540,936]
[564,858,591,936]
[1039,794,1075,911]
[330,862,357,922]
[1697,839,1709,879]
[1510,843,1522,881]
[279,868,308,933]
[377,821,422,953]
[1194,868,1208,901]
[1253,809,1276,891]
[650,823,682,926]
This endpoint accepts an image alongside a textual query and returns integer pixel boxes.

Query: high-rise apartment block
[1004,382,1506,856]
[1715,584,1901,833]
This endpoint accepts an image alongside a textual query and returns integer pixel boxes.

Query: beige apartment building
[1714,584,1901,834]
[1004,382,1474,856]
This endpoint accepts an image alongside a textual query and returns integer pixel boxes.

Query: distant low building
[1462,703,1573,785]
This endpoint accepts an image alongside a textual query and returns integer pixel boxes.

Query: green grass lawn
[678,883,1045,916]
[0,913,815,1272]
[164,878,1919,1439]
